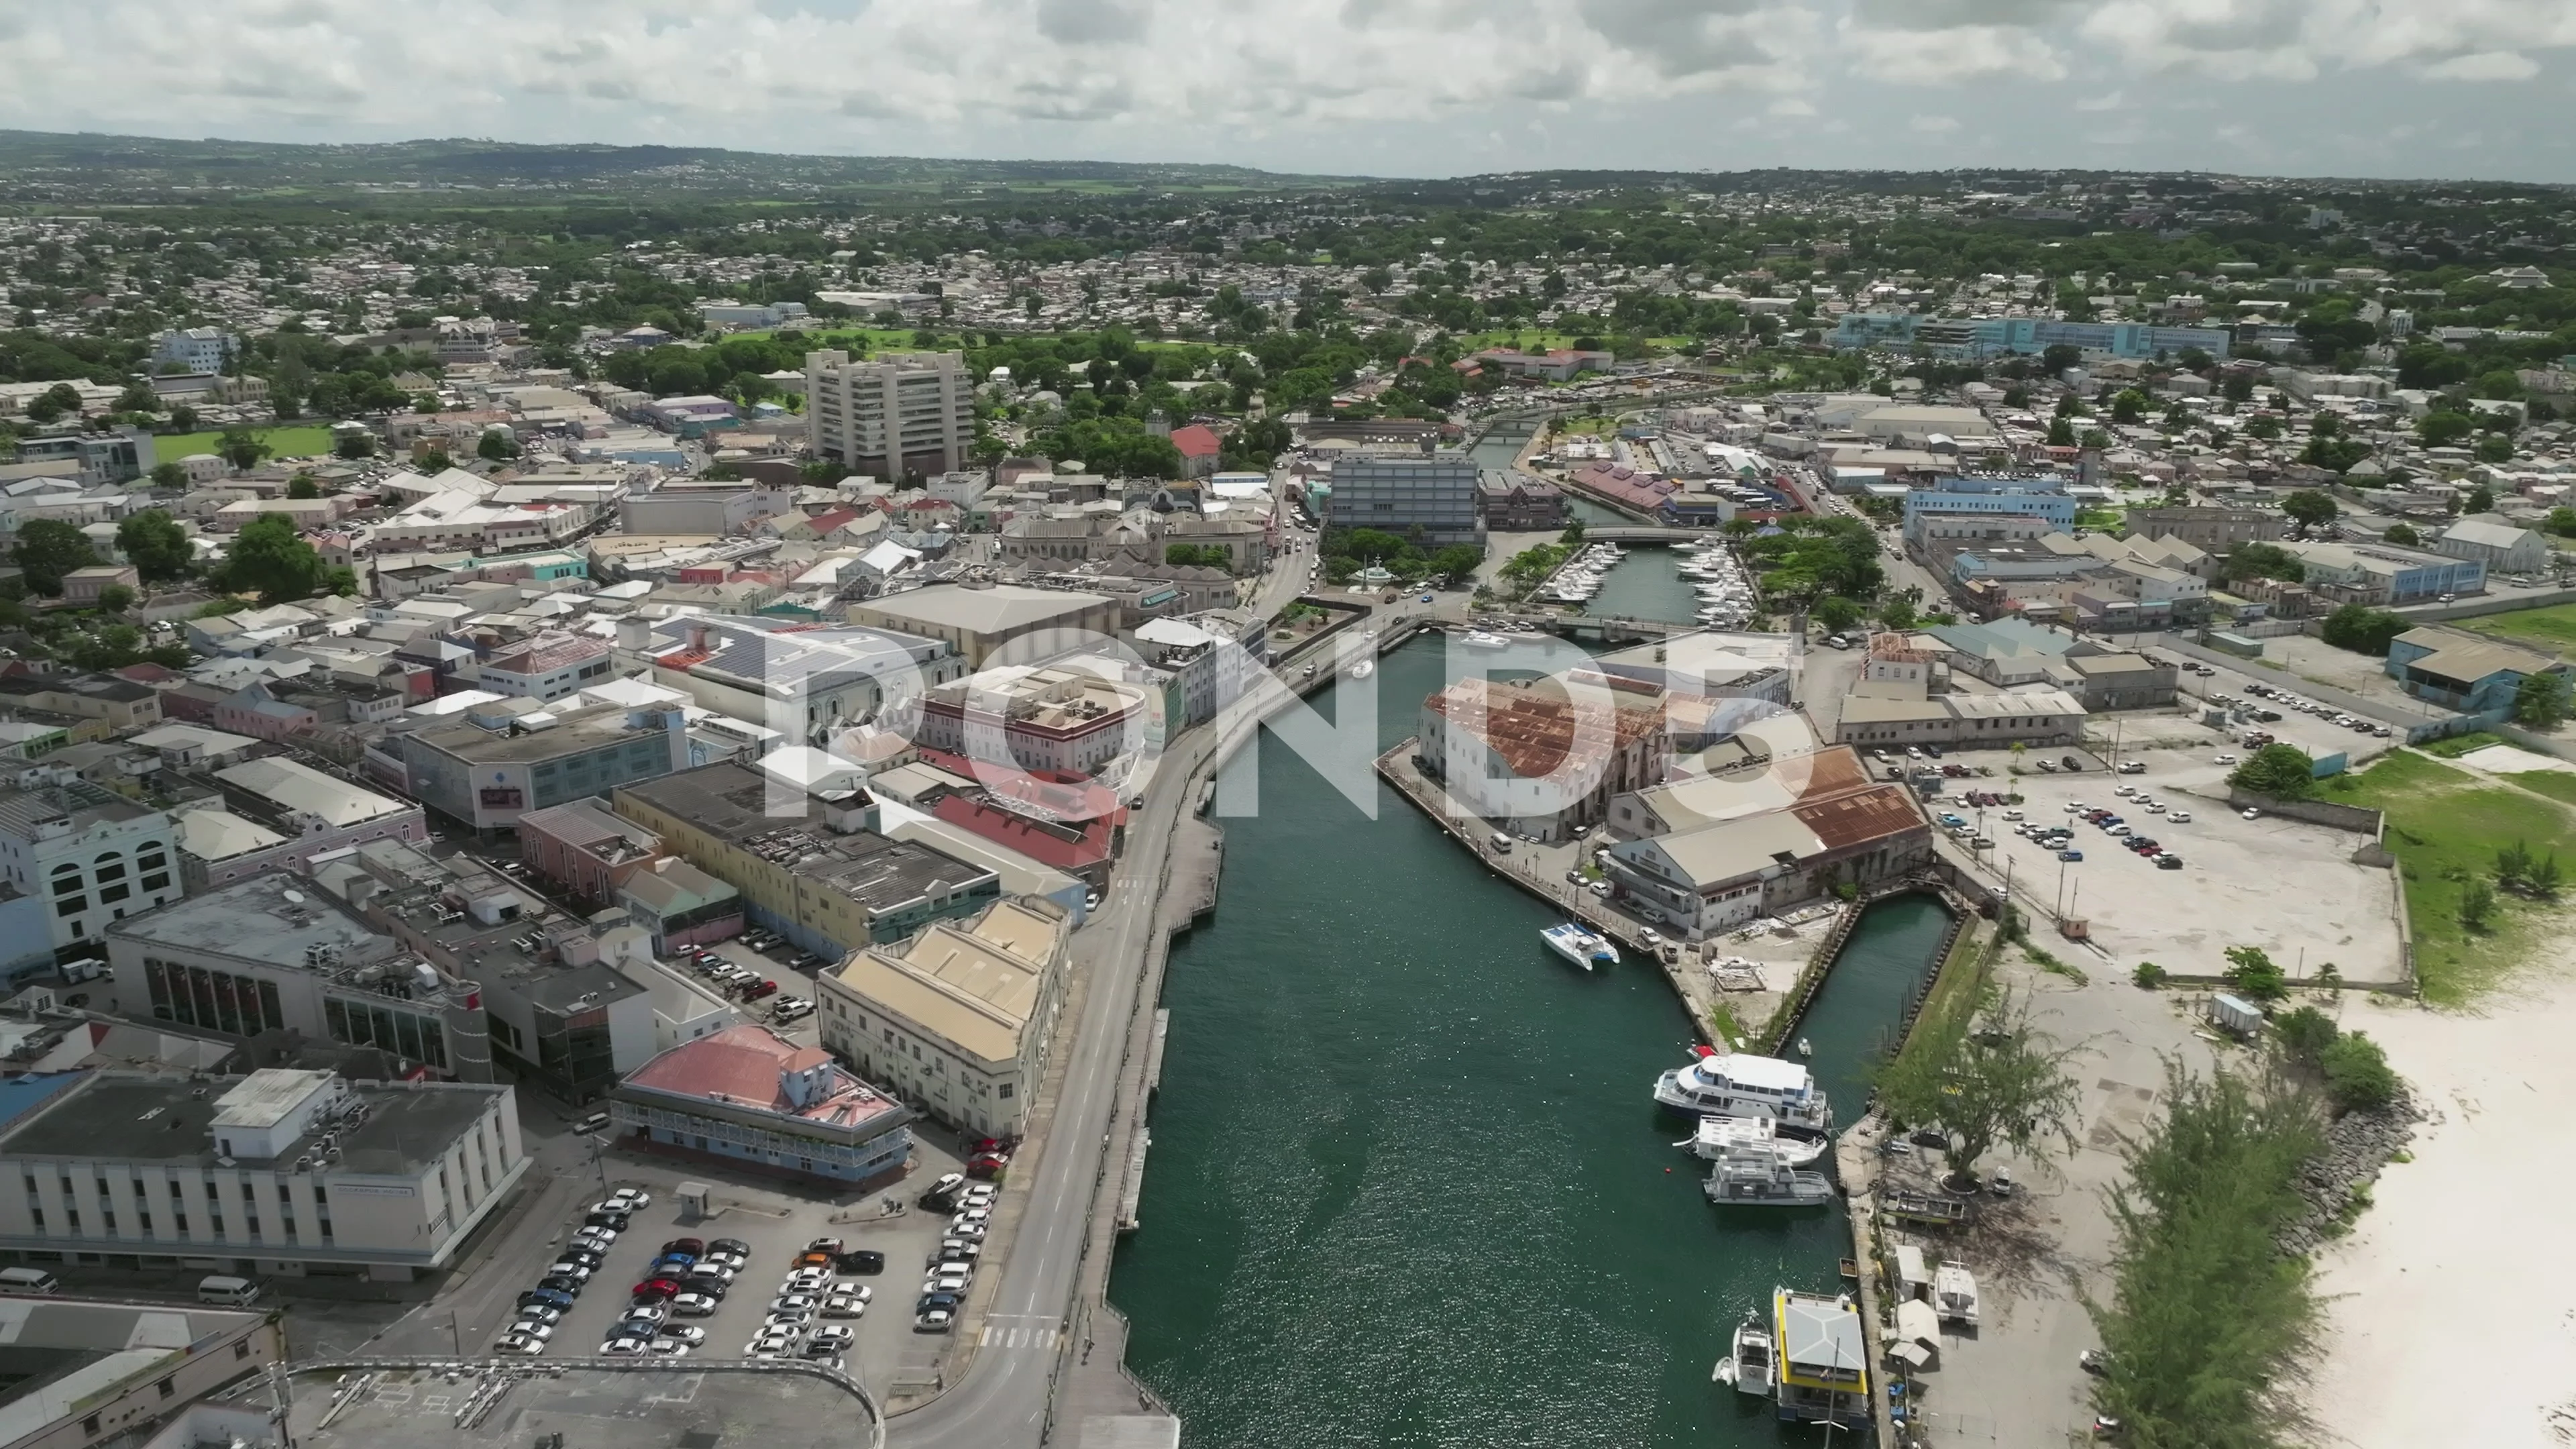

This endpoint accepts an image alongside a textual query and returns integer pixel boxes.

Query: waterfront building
[1900,476,2080,532]
[2282,540,2485,605]
[816,895,1072,1140]
[914,663,1151,776]
[804,350,974,480]
[0,1067,525,1279]
[1325,450,1485,547]
[1417,674,1670,842]
[610,1023,912,1187]
[1602,745,1933,938]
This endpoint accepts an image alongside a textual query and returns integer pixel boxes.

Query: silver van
[197,1275,260,1307]
[0,1267,62,1293]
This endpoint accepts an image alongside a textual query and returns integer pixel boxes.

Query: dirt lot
[1931,743,2406,987]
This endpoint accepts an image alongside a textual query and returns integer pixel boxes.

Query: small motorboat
[1540,922,1619,971]
[1348,658,1375,680]
[1458,630,1510,650]
[1713,1309,1773,1395]
[1795,1037,1813,1059]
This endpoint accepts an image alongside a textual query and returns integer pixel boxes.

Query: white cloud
[2422,50,2540,81]
[0,0,2570,177]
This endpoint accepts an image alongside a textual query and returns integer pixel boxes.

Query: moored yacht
[1703,1149,1835,1208]
[1713,1309,1774,1394]
[1652,1049,1833,1138]
[1540,922,1619,971]
[1678,1113,1827,1167]
[1458,630,1510,649]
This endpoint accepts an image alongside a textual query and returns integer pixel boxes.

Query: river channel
[1109,634,1955,1448]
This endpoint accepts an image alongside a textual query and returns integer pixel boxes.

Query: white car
[544,1260,593,1282]
[2167,811,2192,824]
[822,1294,869,1318]
[769,1293,820,1316]
[655,1324,707,1346]
[747,1331,798,1356]
[808,1324,857,1352]
[492,1332,547,1356]
[509,1318,557,1340]
[604,1187,651,1212]
[2242,807,2261,820]
[600,1336,651,1356]
[2000,808,2023,820]
[2063,801,2085,812]
[2215,753,2239,764]
[914,1309,955,1334]
[671,1292,721,1316]
[647,1338,693,1357]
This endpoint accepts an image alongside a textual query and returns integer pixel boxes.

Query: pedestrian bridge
[1583,527,1705,543]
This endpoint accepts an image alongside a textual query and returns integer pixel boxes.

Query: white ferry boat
[1678,1114,1827,1167]
[1652,1049,1833,1139]
[1539,922,1619,971]
[1458,630,1510,650]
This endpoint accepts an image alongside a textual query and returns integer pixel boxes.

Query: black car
[709,1238,751,1257]
[836,1250,885,1275]
[559,1246,605,1268]
[584,1210,631,1230]
[2156,855,2184,869]
[518,1288,574,1311]
[916,1291,961,1313]
[537,1274,584,1297]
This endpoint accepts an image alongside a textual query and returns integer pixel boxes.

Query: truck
[2207,993,2264,1036]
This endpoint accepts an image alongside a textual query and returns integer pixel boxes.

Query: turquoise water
[1109,636,1955,1447]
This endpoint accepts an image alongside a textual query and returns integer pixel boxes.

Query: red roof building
[612,1023,914,1186]
[1169,423,1222,479]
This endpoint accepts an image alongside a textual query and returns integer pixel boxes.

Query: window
[83,1416,99,1436]
[156,1378,174,1400]
[55,897,84,917]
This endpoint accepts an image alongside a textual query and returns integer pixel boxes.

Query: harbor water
[1576,545,1702,627]
[1110,635,1955,1448]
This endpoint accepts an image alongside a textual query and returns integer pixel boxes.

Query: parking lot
[1930,741,2406,987]
[437,1120,986,1399]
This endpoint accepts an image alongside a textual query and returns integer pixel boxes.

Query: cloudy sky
[5,0,2575,181]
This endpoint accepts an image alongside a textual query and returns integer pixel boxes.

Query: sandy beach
[2308,969,2576,1447]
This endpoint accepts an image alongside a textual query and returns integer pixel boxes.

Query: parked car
[631,1277,682,1301]
[604,1187,651,1212]
[572,1111,611,1135]
[492,1332,547,1356]
[517,1288,574,1313]
[671,1292,721,1316]
[914,1309,955,1334]
[742,979,780,1002]
[536,1274,584,1298]
[2058,849,2084,862]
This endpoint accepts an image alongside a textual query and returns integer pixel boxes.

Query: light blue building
[2384,627,2570,722]
[1829,313,2230,362]
[1900,475,2079,531]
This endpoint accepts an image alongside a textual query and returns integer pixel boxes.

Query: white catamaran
[1539,922,1619,971]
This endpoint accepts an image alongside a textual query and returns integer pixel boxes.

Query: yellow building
[816,895,1071,1140]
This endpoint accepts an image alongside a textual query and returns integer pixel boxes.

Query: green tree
[419,448,453,472]
[2223,945,2290,1004]
[2381,522,2420,545]
[147,462,186,489]
[2514,670,2573,728]
[2230,743,2317,802]
[95,584,134,614]
[1872,983,2086,1184]
[9,519,97,596]
[2045,416,2076,447]
[1559,520,1585,547]
[2319,603,2407,655]
[217,427,270,474]
[477,431,518,462]
[286,475,320,500]
[2272,1005,2339,1063]
[2463,483,2496,515]
[115,510,193,584]
[2110,388,2148,425]
[2417,411,2475,448]
[2088,1061,2323,1449]
[2280,490,2339,528]
[1811,595,1865,633]
[2475,433,2515,465]
[334,433,376,461]
[2548,508,2576,539]
[2219,542,2305,586]
[209,514,334,603]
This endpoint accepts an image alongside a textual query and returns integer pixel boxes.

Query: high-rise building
[804,350,974,480]
[1325,449,1486,547]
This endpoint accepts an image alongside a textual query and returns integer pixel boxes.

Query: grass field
[2459,602,2576,657]
[2333,748,2576,1002]
[154,425,335,464]
[2420,730,2509,759]
[2505,770,2576,806]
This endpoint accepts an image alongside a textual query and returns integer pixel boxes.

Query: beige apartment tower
[804,350,974,480]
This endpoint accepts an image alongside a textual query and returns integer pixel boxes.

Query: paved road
[885,730,1208,1449]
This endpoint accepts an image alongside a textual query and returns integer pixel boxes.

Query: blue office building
[1829,313,2231,362]
[1900,476,2079,531]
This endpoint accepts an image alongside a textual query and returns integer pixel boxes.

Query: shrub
[2272,1005,2339,1063]
[2132,961,2167,989]
[2223,945,2289,1003]
[2319,1032,2398,1113]
[2229,744,2317,801]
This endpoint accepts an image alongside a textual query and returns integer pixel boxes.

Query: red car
[631,1277,682,1301]
[965,1152,1009,1181]
[741,979,778,1002]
